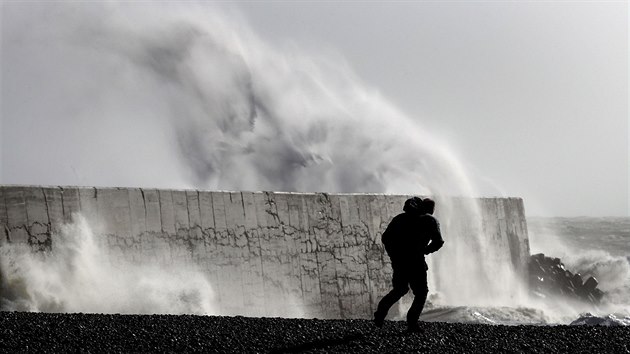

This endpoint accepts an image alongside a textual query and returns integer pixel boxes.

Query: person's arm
[424,216,444,254]
[382,215,402,258]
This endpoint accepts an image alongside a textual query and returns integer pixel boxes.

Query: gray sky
[1,1,628,217]
[222,1,629,217]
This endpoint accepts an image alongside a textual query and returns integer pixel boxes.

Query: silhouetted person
[374,197,444,332]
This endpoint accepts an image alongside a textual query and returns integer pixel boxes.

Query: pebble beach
[2,312,629,353]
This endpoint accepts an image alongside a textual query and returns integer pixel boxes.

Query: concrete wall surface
[0,185,529,318]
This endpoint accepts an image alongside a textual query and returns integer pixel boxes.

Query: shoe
[373,312,384,328]
[407,323,422,333]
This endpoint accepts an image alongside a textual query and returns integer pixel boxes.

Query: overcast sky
[1,1,628,217]
[221,1,629,217]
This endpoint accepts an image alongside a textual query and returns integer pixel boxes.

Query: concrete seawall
[0,186,529,318]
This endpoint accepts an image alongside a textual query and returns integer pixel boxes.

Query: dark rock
[590,288,604,302]
[527,254,605,305]
[583,277,598,293]
[531,253,545,263]
[571,273,583,289]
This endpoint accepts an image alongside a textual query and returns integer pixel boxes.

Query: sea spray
[528,219,630,321]
[0,214,217,314]
[430,198,527,307]
[2,2,478,197]
[559,251,630,315]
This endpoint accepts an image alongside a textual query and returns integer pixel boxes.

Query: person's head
[403,197,423,214]
[422,198,435,215]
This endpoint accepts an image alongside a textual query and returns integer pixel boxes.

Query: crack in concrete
[41,188,52,237]
[158,190,165,235]
[3,225,10,244]
[140,189,148,233]
[183,192,194,258]
[264,192,282,226]
[59,188,66,221]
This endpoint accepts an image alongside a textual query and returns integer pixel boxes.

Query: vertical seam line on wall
[140,189,148,235]
[41,188,52,245]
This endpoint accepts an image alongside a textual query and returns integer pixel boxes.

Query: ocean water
[528,217,630,259]
[413,217,630,326]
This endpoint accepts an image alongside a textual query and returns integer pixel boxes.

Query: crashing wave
[415,306,551,325]
[570,313,630,327]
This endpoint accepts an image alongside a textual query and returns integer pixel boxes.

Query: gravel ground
[1,312,629,353]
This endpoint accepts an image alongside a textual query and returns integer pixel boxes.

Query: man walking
[374,197,444,332]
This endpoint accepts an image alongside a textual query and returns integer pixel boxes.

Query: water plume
[3,2,474,197]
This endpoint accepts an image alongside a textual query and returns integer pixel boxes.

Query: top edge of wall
[0,184,523,200]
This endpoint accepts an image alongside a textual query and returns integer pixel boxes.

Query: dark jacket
[382,212,444,267]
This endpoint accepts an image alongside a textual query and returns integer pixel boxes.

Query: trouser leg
[406,270,428,325]
[376,287,408,319]
[375,267,409,320]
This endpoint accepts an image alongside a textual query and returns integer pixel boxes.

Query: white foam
[570,313,630,327]
[0,214,217,315]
